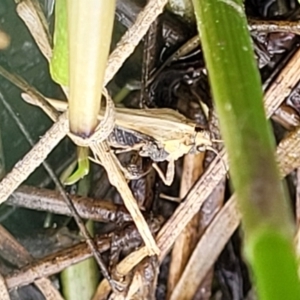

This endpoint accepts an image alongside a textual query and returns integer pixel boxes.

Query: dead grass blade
[169,196,240,300]
[167,153,206,297]
[104,0,169,86]
[264,48,300,116]
[16,0,52,61]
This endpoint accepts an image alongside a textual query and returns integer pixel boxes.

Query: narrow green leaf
[192,0,300,298]
[49,0,68,86]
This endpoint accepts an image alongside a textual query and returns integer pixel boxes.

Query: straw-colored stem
[67,0,116,136]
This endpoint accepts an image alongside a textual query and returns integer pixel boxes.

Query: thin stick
[0,91,61,190]
[0,112,68,203]
[248,18,300,35]
[8,185,133,224]
[46,170,115,289]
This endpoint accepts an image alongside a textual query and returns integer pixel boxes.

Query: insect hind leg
[152,160,175,186]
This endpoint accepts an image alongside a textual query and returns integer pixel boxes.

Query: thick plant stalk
[192,0,300,299]
[67,0,116,136]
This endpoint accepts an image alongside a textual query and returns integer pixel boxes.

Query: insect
[36,98,215,186]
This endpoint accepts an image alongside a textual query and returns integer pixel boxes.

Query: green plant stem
[192,0,300,299]
[61,175,98,300]
[67,0,116,136]
[64,147,89,185]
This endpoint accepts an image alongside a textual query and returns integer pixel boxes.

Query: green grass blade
[192,0,300,299]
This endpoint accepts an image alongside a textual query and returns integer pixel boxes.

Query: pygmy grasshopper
[33,98,214,185]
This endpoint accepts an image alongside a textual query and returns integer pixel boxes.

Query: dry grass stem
[16,0,52,61]
[33,278,64,300]
[104,0,169,86]
[169,197,240,300]
[5,239,110,290]
[248,18,300,35]
[167,153,205,297]
[0,113,69,204]
[264,48,300,117]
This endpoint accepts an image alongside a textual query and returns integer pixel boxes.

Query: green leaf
[49,0,69,86]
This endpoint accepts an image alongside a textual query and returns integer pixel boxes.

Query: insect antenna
[205,145,228,176]
[211,138,223,143]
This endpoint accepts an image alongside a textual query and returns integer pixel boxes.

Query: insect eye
[195,126,206,133]
[196,145,206,152]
